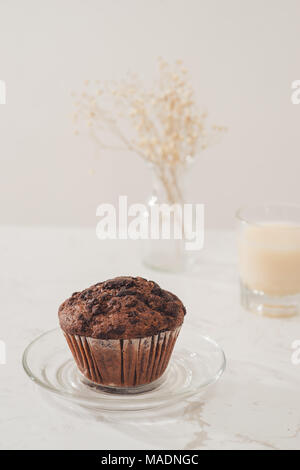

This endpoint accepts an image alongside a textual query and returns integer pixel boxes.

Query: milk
[238,223,300,296]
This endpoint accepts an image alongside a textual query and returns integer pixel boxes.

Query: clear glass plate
[22,324,226,412]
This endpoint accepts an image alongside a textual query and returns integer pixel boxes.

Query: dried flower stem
[72,59,226,204]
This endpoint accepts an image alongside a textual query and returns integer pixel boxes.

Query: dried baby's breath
[72,59,226,203]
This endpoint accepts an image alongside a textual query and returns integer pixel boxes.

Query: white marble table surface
[1,226,300,450]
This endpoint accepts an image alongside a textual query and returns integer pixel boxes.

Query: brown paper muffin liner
[64,327,181,388]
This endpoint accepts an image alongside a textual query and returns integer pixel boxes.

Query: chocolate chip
[127,311,138,318]
[125,299,138,308]
[151,286,163,296]
[107,325,126,335]
[91,304,102,315]
[165,302,180,317]
[116,288,137,297]
[103,277,135,290]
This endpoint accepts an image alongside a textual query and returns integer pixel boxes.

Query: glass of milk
[237,204,300,317]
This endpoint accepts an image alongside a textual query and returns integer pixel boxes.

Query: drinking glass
[237,204,300,317]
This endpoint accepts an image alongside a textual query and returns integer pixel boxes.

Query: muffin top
[58,276,186,339]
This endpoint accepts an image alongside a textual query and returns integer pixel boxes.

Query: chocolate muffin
[59,276,186,390]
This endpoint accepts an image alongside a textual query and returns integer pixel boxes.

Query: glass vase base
[240,281,300,318]
[143,253,186,273]
[142,239,187,272]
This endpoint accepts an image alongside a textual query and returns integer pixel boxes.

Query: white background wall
[0,0,300,229]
